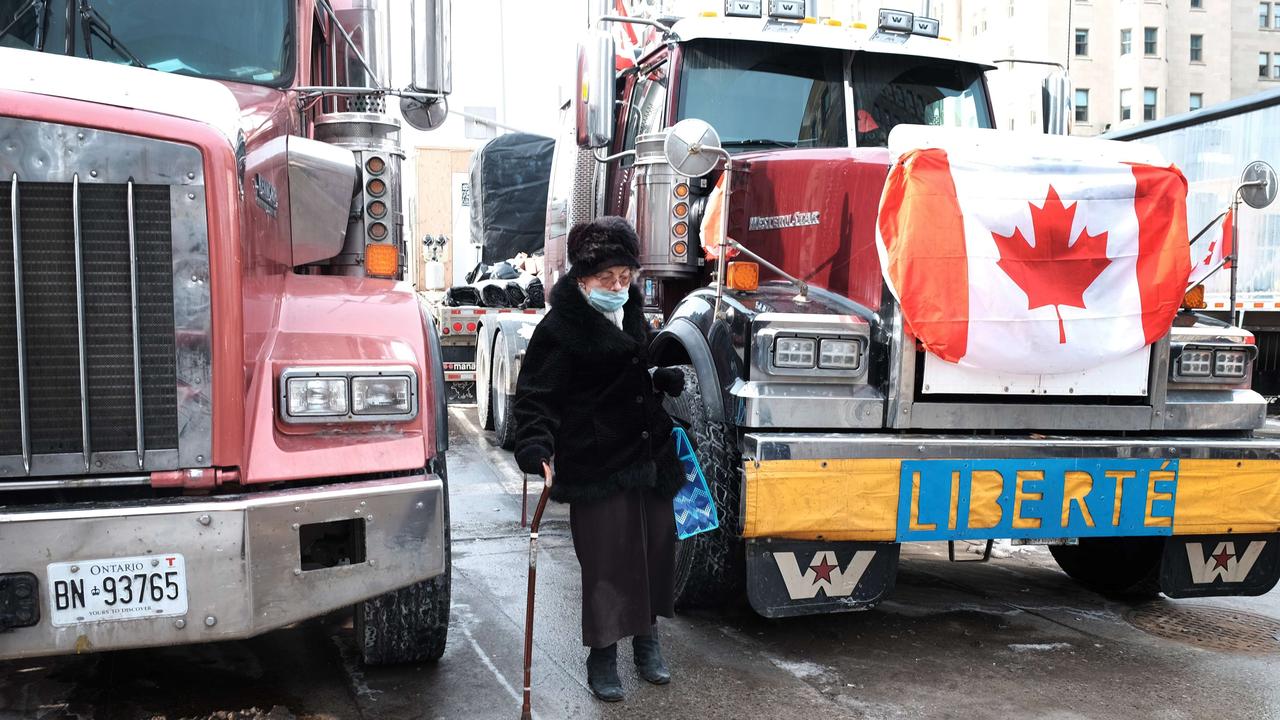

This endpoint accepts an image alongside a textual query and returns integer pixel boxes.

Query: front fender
[651,316,728,424]
[241,274,440,484]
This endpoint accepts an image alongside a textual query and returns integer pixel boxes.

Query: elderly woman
[513,216,686,703]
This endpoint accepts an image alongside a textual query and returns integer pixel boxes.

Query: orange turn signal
[1183,284,1206,310]
[365,243,398,277]
[725,262,760,292]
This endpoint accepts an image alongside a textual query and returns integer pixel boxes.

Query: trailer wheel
[662,365,744,608]
[491,331,517,450]
[1048,537,1163,601]
[356,456,452,665]
[476,335,494,431]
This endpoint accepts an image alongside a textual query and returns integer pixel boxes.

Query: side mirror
[1041,70,1071,136]
[1241,161,1278,210]
[576,31,616,149]
[662,118,724,177]
[404,0,452,131]
[287,136,359,266]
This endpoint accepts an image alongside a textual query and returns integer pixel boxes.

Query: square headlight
[1213,348,1249,378]
[774,337,816,368]
[353,376,413,415]
[286,377,348,416]
[818,338,862,370]
[1177,348,1213,378]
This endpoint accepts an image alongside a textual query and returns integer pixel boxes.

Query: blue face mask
[586,287,628,312]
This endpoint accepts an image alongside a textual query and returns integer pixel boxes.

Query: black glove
[651,367,685,397]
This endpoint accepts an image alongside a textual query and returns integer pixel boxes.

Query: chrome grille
[0,117,211,478]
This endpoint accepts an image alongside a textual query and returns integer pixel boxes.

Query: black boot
[586,644,624,702]
[632,634,671,685]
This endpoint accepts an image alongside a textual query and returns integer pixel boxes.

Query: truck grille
[0,118,212,478]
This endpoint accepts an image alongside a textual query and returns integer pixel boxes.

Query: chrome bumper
[743,431,1280,461]
[0,475,445,661]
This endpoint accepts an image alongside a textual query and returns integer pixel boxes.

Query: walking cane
[519,471,552,720]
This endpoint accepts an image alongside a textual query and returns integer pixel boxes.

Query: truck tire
[1048,537,1163,601]
[491,331,517,450]
[662,364,745,608]
[476,336,494,431]
[356,457,451,665]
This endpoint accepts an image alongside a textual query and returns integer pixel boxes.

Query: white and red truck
[478,2,1280,618]
[0,0,454,664]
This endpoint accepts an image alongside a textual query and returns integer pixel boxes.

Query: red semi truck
[0,0,453,664]
[477,3,1280,618]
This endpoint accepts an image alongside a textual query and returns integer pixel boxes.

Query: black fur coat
[513,278,685,504]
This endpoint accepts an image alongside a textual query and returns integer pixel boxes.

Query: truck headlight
[773,337,817,368]
[1176,348,1213,378]
[1213,348,1249,378]
[353,376,413,415]
[819,338,863,370]
[287,377,348,416]
[280,366,418,424]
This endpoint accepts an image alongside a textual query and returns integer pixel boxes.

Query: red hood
[724,148,891,311]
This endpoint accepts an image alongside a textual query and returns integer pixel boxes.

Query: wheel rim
[493,341,507,430]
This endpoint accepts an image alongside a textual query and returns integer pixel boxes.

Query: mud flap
[746,539,899,618]
[1160,533,1280,599]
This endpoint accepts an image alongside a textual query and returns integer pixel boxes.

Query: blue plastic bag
[671,426,719,540]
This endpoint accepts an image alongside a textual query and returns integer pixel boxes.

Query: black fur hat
[566,216,641,278]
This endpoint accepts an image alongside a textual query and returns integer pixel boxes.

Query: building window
[1120,89,1132,121]
[1262,52,1271,78]
[1190,92,1203,111]
[1144,88,1158,121]
[1190,34,1203,62]
[1144,27,1158,55]
[1075,89,1090,122]
[1075,28,1090,56]
[1262,2,1271,29]
[1191,0,1202,7]
[1121,28,1132,54]
[1274,54,1280,78]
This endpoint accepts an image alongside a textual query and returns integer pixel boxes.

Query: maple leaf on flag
[992,185,1111,344]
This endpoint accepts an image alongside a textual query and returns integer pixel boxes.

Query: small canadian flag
[876,128,1193,375]
[1188,208,1233,286]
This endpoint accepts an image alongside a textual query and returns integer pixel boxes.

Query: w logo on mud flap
[1185,541,1267,584]
[773,550,876,600]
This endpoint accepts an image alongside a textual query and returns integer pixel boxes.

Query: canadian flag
[1188,208,1233,286]
[699,174,738,260]
[876,128,1192,375]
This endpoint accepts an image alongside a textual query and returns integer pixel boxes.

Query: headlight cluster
[280,367,418,424]
[772,336,864,372]
[1171,345,1255,383]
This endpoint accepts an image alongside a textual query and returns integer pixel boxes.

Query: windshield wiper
[78,0,144,67]
[0,0,49,49]
[722,139,798,149]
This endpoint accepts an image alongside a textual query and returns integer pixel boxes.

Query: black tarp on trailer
[470,132,555,264]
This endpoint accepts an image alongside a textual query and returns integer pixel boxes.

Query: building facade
[955,0,1280,136]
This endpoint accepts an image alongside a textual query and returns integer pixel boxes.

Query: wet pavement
[2,406,1279,720]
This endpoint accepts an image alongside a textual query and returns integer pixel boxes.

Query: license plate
[897,458,1180,542]
[46,554,188,626]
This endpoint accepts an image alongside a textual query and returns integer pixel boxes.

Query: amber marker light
[367,178,387,196]
[726,262,760,292]
[365,156,386,175]
[368,200,387,218]
[673,221,688,237]
[365,243,398,277]
[1183,284,1207,310]
[674,202,688,218]
[671,241,688,257]
[368,221,388,240]
[673,183,689,199]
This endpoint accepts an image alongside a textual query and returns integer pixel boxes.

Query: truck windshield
[0,0,292,87]
[678,39,848,151]
[851,52,992,147]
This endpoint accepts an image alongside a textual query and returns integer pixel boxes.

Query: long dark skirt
[569,485,676,648]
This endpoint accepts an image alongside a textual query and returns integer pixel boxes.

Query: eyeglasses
[590,269,636,289]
